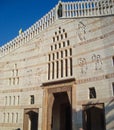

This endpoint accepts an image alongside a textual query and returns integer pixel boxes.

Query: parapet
[0,0,114,57]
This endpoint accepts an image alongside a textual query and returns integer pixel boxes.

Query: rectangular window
[61,60,63,77]
[57,52,59,59]
[51,45,53,51]
[65,33,67,38]
[30,95,34,104]
[57,36,59,41]
[89,87,96,99]
[48,63,50,80]
[61,51,63,58]
[61,34,63,40]
[55,44,57,49]
[53,53,55,60]
[56,61,59,78]
[65,59,68,77]
[53,37,55,42]
[52,62,54,79]
[70,58,73,76]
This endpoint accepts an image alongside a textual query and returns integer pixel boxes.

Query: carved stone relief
[78,21,86,41]
[92,54,103,70]
[78,54,103,75]
[78,58,88,74]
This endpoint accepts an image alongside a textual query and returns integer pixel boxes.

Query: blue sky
[0,0,78,47]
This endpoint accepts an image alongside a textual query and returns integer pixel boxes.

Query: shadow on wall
[79,101,112,130]
[105,98,114,130]
[75,98,114,130]
[72,108,83,130]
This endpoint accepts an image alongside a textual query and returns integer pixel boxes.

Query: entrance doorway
[28,111,38,130]
[43,81,75,130]
[83,103,105,130]
[23,109,38,130]
[51,92,72,130]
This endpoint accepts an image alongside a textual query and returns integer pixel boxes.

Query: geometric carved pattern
[48,27,73,80]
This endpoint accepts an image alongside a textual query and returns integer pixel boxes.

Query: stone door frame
[23,108,39,130]
[42,79,76,130]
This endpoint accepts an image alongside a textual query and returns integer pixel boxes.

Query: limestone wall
[0,14,114,130]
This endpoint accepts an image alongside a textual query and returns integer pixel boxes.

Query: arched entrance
[83,103,105,130]
[23,108,38,130]
[52,92,72,130]
[46,86,72,130]
[42,79,76,130]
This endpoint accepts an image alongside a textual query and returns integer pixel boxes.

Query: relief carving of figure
[92,54,103,70]
[78,58,88,74]
[78,21,86,41]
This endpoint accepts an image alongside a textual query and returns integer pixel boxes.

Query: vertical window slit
[65,50,68,57]
[57,52,59,59]
[70,48,72,56]
[70,58,73,76]
[65,59,68,77]
[57,61,59,78]
[48,63,50,80]
[52,62,54,79]
[61,60,63,77]
[61,51,63,58]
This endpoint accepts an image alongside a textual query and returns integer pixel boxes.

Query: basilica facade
[0,0,114,130]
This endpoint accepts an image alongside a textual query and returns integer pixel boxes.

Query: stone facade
[0,0,114,130]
